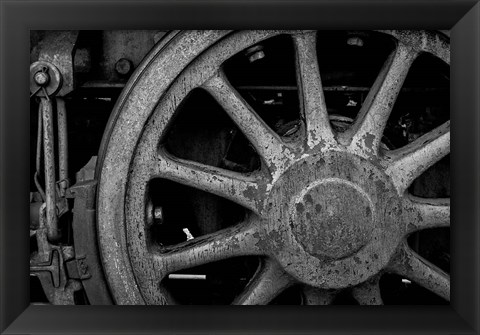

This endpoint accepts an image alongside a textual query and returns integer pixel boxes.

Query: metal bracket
[30,242,81,305]
[66,156,113,304]
[35,31,79,97]
[65,255,92,280]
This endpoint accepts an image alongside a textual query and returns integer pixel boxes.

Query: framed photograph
[1,0,479,334]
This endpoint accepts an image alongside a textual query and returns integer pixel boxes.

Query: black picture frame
[1,0,479,334]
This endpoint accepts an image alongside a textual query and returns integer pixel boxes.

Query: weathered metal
[36,30,79,97]
[153,206,164,222]
[386,241,449,301]
[99,30,160,82]
[244,45,265,63]
[73,47,91,74]
[232,259,293,305]
[56,98,69,196]
[351,275,383,304]
[347,36,364,47]
[30,205,82,304]
[385,121,450,195]
[292,32,336,151]
[114,58,133,76]
[30,61,62,97]
[96,30,450,305]
[34,70,50,86]
[30,34,76,245]
[341,41,418,152]
[69,156,113,304]
[40,98,60,242]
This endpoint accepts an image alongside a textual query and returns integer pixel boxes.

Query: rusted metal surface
[56,98,69,196]
[96,30,450,305]
[34,71,50,86]
[351,275,383,305]
[30,61,62,97]
[386,241,450,301]
[342,41,418,154]
[73,47,91,73]
[96,30,193,304]
[292,32,336,151]
[385,121,450,194]
[233,259,293,305]
[69,157,113,304]
[40,98,60,242]
[245,45,265,63]
[114,58,133,76]
[36,31,79,97]
[30,205,82,304]
[99,30,160,82]
[403,196,450,234]
[154,150,263,213]
[203,72,296,178]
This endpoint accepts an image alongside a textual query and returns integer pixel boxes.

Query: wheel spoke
[292,32,335,149]
[153,151,265,214]
[351,276,383,305]
[203,71,294,176]
[153,216,267,277]
[347,42,417,156]
[385,121,450,194]
[233,258,293,305]
[388,242,450,301]
[405,196,450,234]
[302,286,336,305]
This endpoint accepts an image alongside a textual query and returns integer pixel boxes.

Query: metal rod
[34,104,46,201]
[36,104,43,173]
[168,274,207,280]
[56,98,69,195]
[41,98,60,242]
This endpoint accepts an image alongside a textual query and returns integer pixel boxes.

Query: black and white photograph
[2,0,480,333]
[29,29,451,305]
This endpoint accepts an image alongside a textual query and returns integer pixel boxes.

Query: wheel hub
[292,178,374,259]
[265,151,403,289]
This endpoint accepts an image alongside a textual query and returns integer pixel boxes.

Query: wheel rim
[97,30,450,305]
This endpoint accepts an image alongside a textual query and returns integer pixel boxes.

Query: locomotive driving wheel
[96,30,450,305]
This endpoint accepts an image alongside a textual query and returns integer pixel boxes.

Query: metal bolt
[34,70,50,86]
[347,36,364,47]
[245,45,265,63]
[168,274,206,280]
[115,58,133,76]
[283,122,300,137]
[153,206,163,223]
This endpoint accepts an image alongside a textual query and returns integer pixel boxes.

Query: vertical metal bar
[41,98,60,242]
[56,98,69,195]
[36,104,43,173]
[34,103,46,201]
